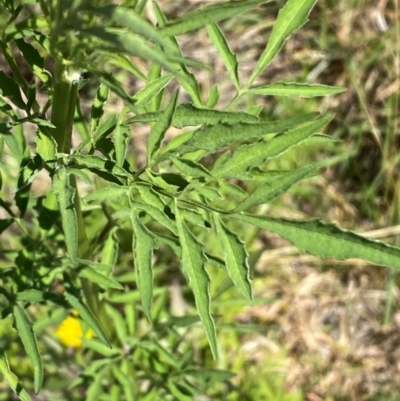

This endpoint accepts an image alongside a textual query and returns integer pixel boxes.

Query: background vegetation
[1,0,400,400]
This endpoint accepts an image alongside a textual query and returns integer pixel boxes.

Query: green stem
[49,64,107,332]
[50,63,78,153]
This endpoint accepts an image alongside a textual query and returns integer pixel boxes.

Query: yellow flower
[56,310,94,348]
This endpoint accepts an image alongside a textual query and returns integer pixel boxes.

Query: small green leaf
[249,82,346,97]
[105,304,127,342]
[170,156,212,178]
[175,201,217,358]
[235,165,317,211]
[53,166,78,262]
[205,84,220,108]
[91,83,110,135]
[131,211,157,320]
[249,0,318,84]
[207,23,239,89]
[147,89,178,163]
[16,290,61,303]
[139,340,179,367]
[36,130,57,162]
[147,55,164,112]
[0,71,26,109]
[213,215,252,300]
[111,365,135,401]
[67,154,129,178]
[184,368,235,386]
[181,207,210,228]
[235,214,400,268]
[114,124,130,166]
[213,115,331,178]
[78,265,123,290]
[68,168,93,185]
[136,184,165,211]
[85,186,128,203]
[14,38,49,83]
[133,74,174,106]
[107,53,147,82]
[64,291,111,348]
[0,350,32,401]
[190,183,223,201]
[12,304,43,394]
[134,202,177,234]
[82,338,120,357]
[100,227,119,275]
[86,366,107,401]
[159,0,268,37]
[96,71,132,105]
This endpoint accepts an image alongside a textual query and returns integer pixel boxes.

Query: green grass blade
[133,74,174,106]
[249,82,347,97]
[53,166,78,262]
[234,165,317,211]
[159,0,269,37]
[147,89,178,163]
[249,0,318,85]
[207,23,239,89]
[12,304,43,394]
[131,210,157,321]
[213,214,252,301]
[64,291,111,348]
[235,214,400,269]
[0,350,32,401]
[213,115,332,179]
[175,201,218,358]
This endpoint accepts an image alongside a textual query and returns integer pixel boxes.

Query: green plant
[1,0,400,399]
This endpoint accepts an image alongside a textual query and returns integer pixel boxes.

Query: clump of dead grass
[239,258,400,400]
